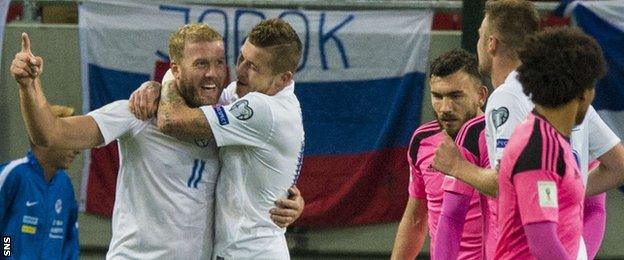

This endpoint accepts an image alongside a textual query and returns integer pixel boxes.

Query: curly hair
[248,18,302,74]
[517,27,607,108]
[429,49,484,86]
[169,23,223,62]
[485,0,540,54]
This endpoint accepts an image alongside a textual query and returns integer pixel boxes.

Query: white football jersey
[88,100,220,260]
[202,81,305,260]
[485,71,620,182]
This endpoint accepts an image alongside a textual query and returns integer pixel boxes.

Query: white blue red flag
[79,0,432,227]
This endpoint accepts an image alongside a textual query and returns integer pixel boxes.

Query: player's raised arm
[12,33,104,150]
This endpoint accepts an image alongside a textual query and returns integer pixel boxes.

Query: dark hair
[248,18,302,74]
[518,27,607,107]
[429,49,484,85]
[485,0,540,54]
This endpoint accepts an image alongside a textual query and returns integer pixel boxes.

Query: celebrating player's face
[175,40,227,107]
[430,70,485,137]
[236,40,281,95]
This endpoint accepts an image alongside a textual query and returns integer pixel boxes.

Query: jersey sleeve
[407,142,427,199]
[87,100,147,145]
[513,170,560,225]
[408,163,427,199]
[486,89,533,167]
[0,166,20,221]
[586,106,621,161]
[201,93,273,148]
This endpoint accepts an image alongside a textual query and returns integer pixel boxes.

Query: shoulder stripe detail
[0,157,28,190]
[412,121,440,135]
[408,121,441,164]
[456,115,485,157]
[513,118,543,175]
[556,142,566,177]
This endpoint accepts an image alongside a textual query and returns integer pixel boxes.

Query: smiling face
[430,70,486,137]
[235,39,283,95]
[171,40,227,107]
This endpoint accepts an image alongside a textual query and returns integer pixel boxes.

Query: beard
[436,108,479,138]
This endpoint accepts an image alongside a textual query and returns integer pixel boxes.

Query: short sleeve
[513,170,559,225]
[408,163,427,199]
[87,100,147,145]
[586,106,620,161]
[201,93,273,148]
[486,88,533,168]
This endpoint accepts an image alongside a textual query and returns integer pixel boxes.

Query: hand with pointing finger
[10,32,44,88]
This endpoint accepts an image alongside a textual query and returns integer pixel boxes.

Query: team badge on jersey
[537,181,558,208]
[492,107,509,129]
[55,199,62,214]
[230,100,254,120]
[195,138,210,148]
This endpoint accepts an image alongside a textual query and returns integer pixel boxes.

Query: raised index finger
[21,32,31,54]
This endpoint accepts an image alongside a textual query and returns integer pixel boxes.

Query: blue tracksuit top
[0,151,79,259]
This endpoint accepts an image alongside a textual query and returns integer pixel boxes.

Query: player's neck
[491,56,521,88]
[534,103,578,137]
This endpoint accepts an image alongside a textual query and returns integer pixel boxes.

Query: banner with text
[79,0,432,227]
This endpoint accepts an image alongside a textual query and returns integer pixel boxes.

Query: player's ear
[478,85,488,107]
[170,60,180,79]
[276,71,293,88]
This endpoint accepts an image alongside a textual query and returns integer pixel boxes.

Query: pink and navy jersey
[496,112,585,260]
[408,120,483,260]
[442,115,498,260]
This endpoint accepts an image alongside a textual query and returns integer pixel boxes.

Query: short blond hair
[485,0,540,54]
[50,105,75,118]
[168,23,223,62]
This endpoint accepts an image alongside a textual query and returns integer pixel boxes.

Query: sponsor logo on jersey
[213,106,229,125]
[22,216,38,225]
[21,225,36,234]
[492,107,509,129]
[25,201,38,207]
[496,139,509,148]
[229,100,254,120]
